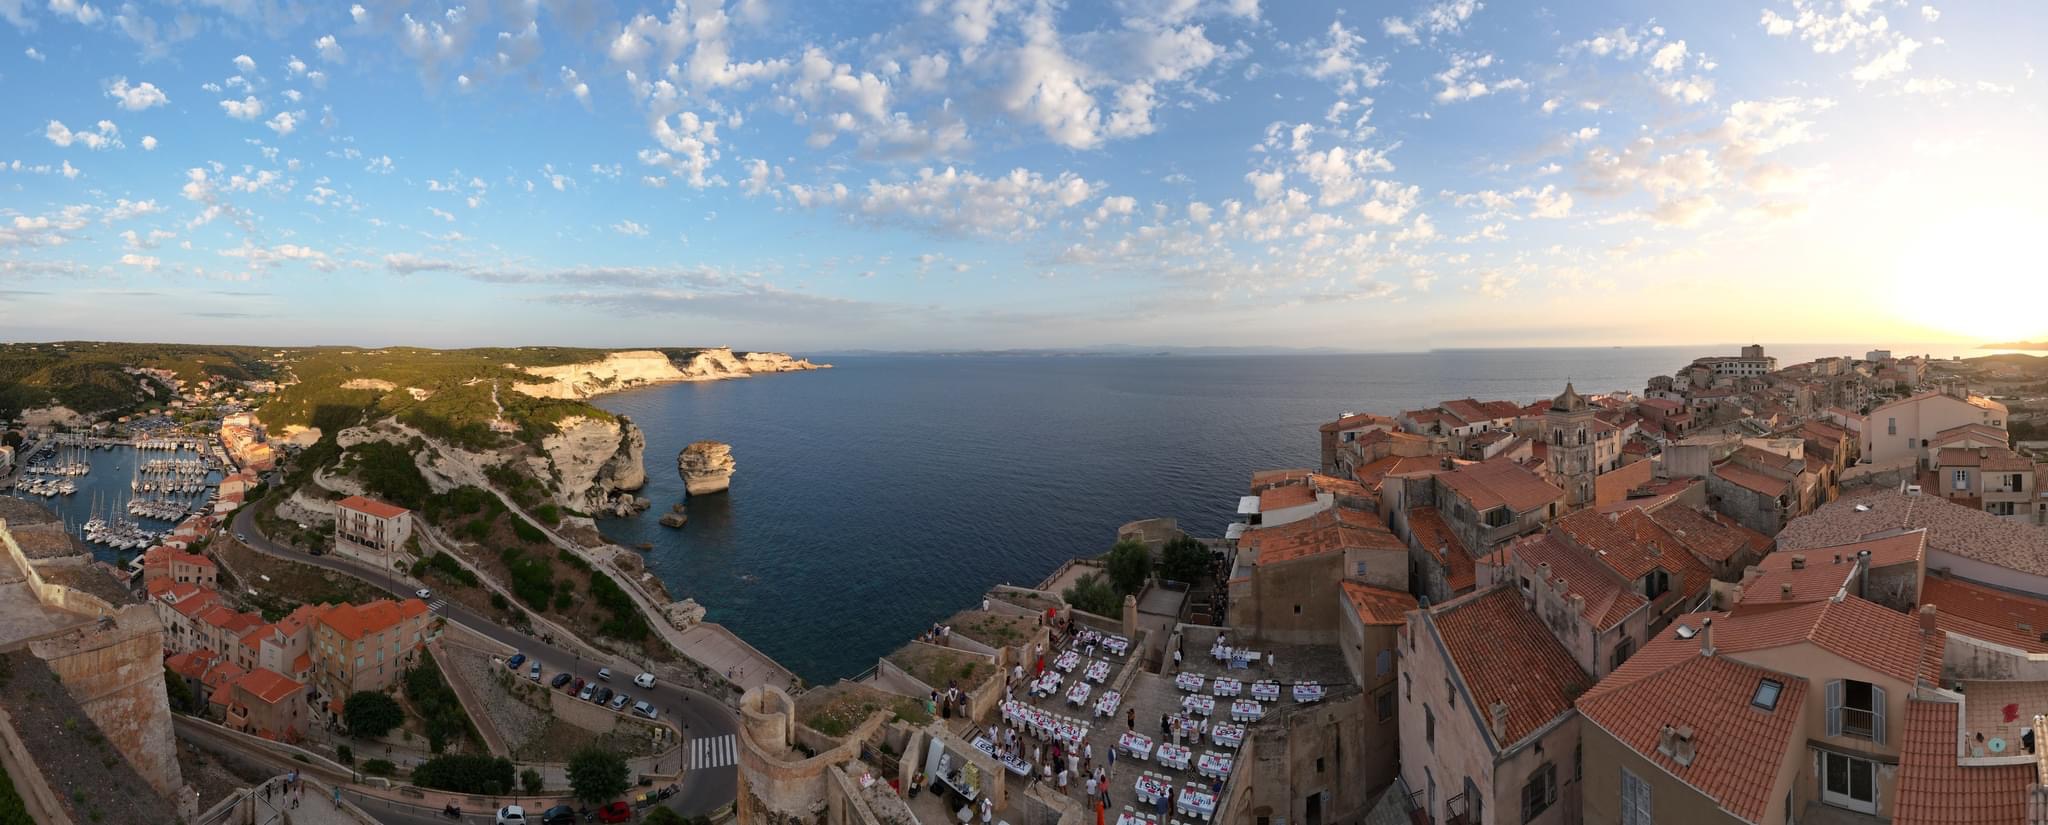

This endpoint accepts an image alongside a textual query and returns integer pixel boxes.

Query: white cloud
[429,206,456,222]
[45,119,120,150]
[118,253,160,271]
[233,54,255,73]
[104,198,162,221]
[1851,37,1920,82]
[48,0,100,25]
[141,135,157,150]
[1433,53,1520,103]
[316,34,344,63]
[266,111,301,136]
[561,66,590,104]
[612,219,650,236]
[1308,19,1387,94]
[220,96,264,120]
[349,4,367,24]
[25,47,45,61]
[220,241,333,272]
[1381,17,1418,45]
[1650,40,1688,73]
[840,165,1096,238]
[1920,5,1939,22]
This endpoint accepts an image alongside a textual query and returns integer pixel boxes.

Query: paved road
[229,506,739,818]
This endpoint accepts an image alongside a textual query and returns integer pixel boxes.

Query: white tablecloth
[1293,682,1326,703]
[1197,752,1233,780]
[1156,743,1191,771]
[1086,660,1112,684]
[1210,723,1245,748]
[1174,672,1205,692]
[1067,682,1093,706]
[1104,635,1130,656]
[1211,677,1241,697]
[1229,700,1263,722]
[1177,786,1217,817]
[1135,776,1171,805]
[1054,651,1081,672]
[1250,680,1281,701]
[1182,694,1215,716]
[1094,690,1122,718]
[1118,731,1154,761]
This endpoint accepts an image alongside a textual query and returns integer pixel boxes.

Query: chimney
[1656,724,1677,757]
[1489,701,1509,744]
[1671,726,1698,766]
[1569,593,1586,619]
[1919,604,1937,635]
[1833,553,1842,565]
[1791,554,1805,570]
[1698,618,1715,656]
[1780,582,1794,599]
[1853,549,1871,599]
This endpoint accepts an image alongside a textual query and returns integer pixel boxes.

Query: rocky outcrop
[542,415,649,513]
[340,378,397,391]
[511,348,827,400]
[659,504,689,528]
[679,441,735,496]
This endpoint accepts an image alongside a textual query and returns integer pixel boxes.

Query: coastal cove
[590,345,1984,682]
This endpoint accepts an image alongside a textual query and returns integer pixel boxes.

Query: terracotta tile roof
[1930,423,2011,449]
[1739,562,1855,606]
[1713,463,1789,497]
[1401,408,1444,426]
[201,661,246,690]
[1937,447,2035,472]
[1715,594,1945,685]
[1442,398,1518,424]
[1341,581,1419,626]
[1408,507,1476,592]
[1920,576,2048,651]
[1778,489,2048,578]
[1354,454,1450,490]
[1637,398,1683,414]
[233,667,303,706]
[1732,446,1800,473]
[1258,484,1319,512]
[319,598,430,641]
[1938,448,1985,467]
[1895,700,2038,825]
[1239,507,1404,566]
[1757,531,1924,573]
[1437,458,1564,514]
[1428,586,1593,748]
[1800,419,1852,443]
[1251,469,1314,489]
[1553,508,1715,605]
[1648,505,1771,564]
[336,495,409,520]
[1479,400,1524,419]
[1507,532,1646,632]
[1319,412,1396,433]
[1578,631,1809,823]
[165,649,218,680]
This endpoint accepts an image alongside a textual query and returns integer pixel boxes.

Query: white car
[633,700,658,720]
[497,805,527,825]
[596,667,612,681]
[633,672,655,689]
[415,588,433,600]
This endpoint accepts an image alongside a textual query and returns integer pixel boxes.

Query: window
[1521,763,1557,823]
[1425,704,1436,751]
[1405,672,1413,699]
[1376,648,1393,677]
[1752,679,1784,711]
[1316,757,1325,774]
[1642,569,1670,599]
[1827,679,1887,743]
[1294,604,1302,614]
[1376,687,1396,721]
[1620,768,1652,825]
[1954,469,1971,491]
[1446,679,1456,709]
[1574,743,1582,782]
[1484,507,1513,528]
[1886,417,1896,436]
[1610,636,1635,671]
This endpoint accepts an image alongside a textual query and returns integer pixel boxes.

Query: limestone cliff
[543,415,649,514]
[512,347,826,400]
[678,441,735,496]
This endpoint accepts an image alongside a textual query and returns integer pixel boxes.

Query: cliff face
[543,415,648,513]
[512,348,825,400]
[678,441,735,496]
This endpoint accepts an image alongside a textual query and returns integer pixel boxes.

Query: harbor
[2,434,225,563]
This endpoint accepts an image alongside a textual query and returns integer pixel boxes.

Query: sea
[590,344,1990,682]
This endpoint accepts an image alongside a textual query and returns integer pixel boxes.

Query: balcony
[1444,793,1471,825]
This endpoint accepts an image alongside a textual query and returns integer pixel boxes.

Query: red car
[595,801,633,823]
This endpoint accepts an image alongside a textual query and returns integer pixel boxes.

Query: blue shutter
[1826,680,1843,737]
[1872,684,1887,744]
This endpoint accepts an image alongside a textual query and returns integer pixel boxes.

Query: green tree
[162,667,196,714]
[521,767,545,795]
[1061,572,1120,616]
[1158,535,1212,584]
[342,691,405,740]
[641,809,689,825]
[566,747,632,805]
[413,754,515,795]
[1104,539,1153,595]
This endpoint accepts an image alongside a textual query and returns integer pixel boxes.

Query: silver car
[632,700,658,720]
[609,693,630,711]
[577,683,596,701]
[528,661,541,681]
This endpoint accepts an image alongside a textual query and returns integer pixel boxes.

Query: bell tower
[1546,382,1597,508]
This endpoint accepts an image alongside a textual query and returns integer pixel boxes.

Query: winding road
[228,506,739,819]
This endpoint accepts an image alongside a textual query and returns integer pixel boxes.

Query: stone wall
[29,604,186,806]
[737,685,889,825]
[0,702,73,825]
[548,684,622,733]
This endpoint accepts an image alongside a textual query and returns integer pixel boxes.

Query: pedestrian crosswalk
[425,599,447,612]
[690,734,737,769]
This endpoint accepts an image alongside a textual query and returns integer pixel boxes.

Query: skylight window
[1752,678,1784,711]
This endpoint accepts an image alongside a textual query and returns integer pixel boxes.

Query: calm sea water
[594,344,1971,682]
[5,445,220,566]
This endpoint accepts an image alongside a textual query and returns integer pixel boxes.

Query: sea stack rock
[678,440,735,496]
[659,503,689,528]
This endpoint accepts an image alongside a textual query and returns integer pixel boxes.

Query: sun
[1891,207,2048,343]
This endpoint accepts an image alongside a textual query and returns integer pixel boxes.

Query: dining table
[1177,785,1218,818]
[969,735,1034,777]
[1210,677,1242,697]
[1182,694,1216,716]
[1174,672,1206,693]
[1086,660,1112,684]
[1094,689,1122,718]
[1118,731,1154,761]
[1210,722,1246,748]
[1156,743,1192,771]
[1104,635,1131,656]
[1067,681,1093,706]
[1229,700,1263,722]
[1197,751,1233,780]
[1292,682,1326,703]
[1115,813,1160,825]
[1054,650,1081,672]
[1135,774,1172,805]
[1250,680,1282,702]
[1030,672,1061,698]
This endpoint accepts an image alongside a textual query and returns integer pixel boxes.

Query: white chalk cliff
[542,414,649,513]
[512,347,826,400]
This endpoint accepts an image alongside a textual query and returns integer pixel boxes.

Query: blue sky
[1,0,2043,351]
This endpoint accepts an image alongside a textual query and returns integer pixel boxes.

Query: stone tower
[1545,382,1597,509]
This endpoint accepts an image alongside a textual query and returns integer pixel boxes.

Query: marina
[3,435,224,562]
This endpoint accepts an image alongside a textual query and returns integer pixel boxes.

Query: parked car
[609,693,630,711]
[234,532,246,542]
[632,700,658,721]
[550,672,573,689]
[578,683,596,701]
[414,588,433,600]
[596,667,612,682]
[539,805,577,825]
[595,686,614,705]
[595,801,633,823]
[496,805,527,825]
[528,661,542,681]
[506,653,526,670]
[632,672,655,689]
[573,677,586,695]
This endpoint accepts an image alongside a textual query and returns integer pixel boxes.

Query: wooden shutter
[1826,680,1843,737]
[1872,684,1887,744]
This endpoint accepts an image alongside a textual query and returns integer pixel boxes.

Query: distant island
[1983,341,2048,351]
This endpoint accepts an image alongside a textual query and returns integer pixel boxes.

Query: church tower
[1546,382,1597,509]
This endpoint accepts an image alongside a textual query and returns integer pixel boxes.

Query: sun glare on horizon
[1892,206,2048,344]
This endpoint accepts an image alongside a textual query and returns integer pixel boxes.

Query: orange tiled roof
[1240,507,1403,565]
[1508,531,1647,631]
[1895,700,2037,825]
[1354,455,1450,491]
[1553,508,1714,605]
[1647,505,1770,564]
[1250,469,1313,490]
[1578,630,1809,824]
[1755,531,1924,573]
[336,495,409,519]
[233,667,303,706]
[1930,423,2010,449]
[1714,594,1944,685]
[1408,507,1476,592]
[1920,576,2048,650]
[1308,473,1369,499]
[1340,580,1419,626]
[1319,412,1395,433]
[165,649,218,680]
[1258,484,1319,512]
[1713,463,1789,497]
[1428,586,1593,748]
[1739,562,1855,606]
[1437,458,1564,514]
[1778,489,2048,578]
[319,598,430,640]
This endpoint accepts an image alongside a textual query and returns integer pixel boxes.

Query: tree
[1061,572,1120,616]
[521,768,545,795]
[567,747,633,805]
[413,754,515,795]
[1158,535,1212,584]
[163,667,196,714]
[641,809,691,825]
[343,691,405,740]
[1104,539,1153,595]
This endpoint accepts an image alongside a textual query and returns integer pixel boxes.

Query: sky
[0,0,2044,352]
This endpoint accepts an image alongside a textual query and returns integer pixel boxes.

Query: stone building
[333,494,413,559]
[1229,505,1408,644]
[311,598,432,702]
[1545,383,1600,509]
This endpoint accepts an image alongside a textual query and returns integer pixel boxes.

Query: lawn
[941,609,1039,650]
[795,682,933,739]
[885,644,995,693]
